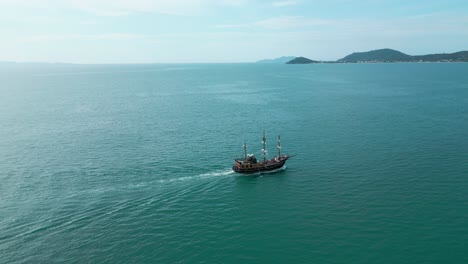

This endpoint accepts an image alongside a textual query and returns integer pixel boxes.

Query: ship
[233,131,291,174]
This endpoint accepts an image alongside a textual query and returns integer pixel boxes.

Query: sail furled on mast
[262,131,267,162]
[243,142,247,159]
[277,135,281,157]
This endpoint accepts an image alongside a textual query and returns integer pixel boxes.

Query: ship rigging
[233,132,290,174]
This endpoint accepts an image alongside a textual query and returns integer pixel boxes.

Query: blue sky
[0,0,467,63]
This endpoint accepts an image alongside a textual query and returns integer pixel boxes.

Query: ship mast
[262,131,267,162]
[277,135,281,157]
[243,142,247,160]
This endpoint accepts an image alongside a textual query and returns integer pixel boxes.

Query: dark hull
[232,160,287,174]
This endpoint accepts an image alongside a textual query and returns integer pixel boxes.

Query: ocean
[0,63,467,263]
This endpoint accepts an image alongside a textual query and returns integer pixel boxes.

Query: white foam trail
[262,165,286,174]
[156,169,234,184]
[198,169,235,177]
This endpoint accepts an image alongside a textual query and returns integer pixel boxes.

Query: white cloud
[68,0,206,16]
[215,13,468,35]
[216,16,331,30]
[255,16,330,29]
[272,1,297,7]
[0,0,247,16]
[214,24,249,29]
[219,0,247,7]
[79,19,98,25]
[1,1,467,63]
[27,33,157,42]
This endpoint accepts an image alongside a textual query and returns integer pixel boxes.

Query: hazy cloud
[272,1,297,7]
[216,16,331,30]
[27,33,158,42]
[1,0,467,63]
[0,0,248,16]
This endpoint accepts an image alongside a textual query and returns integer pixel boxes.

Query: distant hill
[286,57,319,64]
[337,49,411,62]
[256,56,296,64]
[337,48,468,63]
[412,51,468,62]
[286,49,468,64]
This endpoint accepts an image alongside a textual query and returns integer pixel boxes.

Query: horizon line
[2,48,467,65]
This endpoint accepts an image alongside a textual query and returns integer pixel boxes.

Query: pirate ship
[233,132,290,174]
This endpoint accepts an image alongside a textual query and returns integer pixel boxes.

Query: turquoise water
[0,63,467,263]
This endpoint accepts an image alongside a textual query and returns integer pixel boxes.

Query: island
[286,48,468,64]
[286,57,320,64]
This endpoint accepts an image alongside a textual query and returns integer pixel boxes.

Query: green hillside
[337,49,411,62]
[286,57,319,64]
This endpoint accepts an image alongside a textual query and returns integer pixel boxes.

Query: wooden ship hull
[233,132,291,174]
[233,155,289,174]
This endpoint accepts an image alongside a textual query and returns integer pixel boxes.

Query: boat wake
[262,165,286,174]
[198,169,235,177]
[156,169,234,184]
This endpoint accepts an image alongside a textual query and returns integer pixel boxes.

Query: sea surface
[0,63,467,263]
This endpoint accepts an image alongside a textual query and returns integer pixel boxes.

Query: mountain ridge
[285,49,468,64]
[338,48,411,62]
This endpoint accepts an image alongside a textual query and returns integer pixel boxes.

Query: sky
[0,0,467,63]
